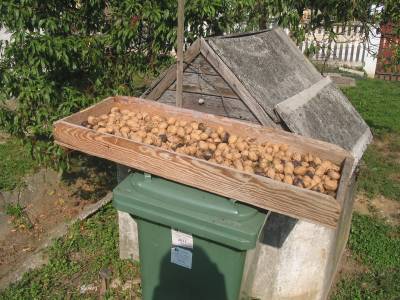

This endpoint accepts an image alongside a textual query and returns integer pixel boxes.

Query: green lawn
[343,79,400,135]
[332,79,400,299]
[356,142,400,200]
[0,138,39,191]
[332,214,400,300]
[342,79,400,200]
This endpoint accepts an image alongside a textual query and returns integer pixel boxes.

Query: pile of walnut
[83,107,341,196]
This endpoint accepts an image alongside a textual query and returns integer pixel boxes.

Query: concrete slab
[276,80,372,165]
[327,73,356,87]
[0,193,112,289]
[339,67,364,77]
[243,214,335,300]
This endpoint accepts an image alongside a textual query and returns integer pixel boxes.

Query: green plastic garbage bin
[113,172,266,300]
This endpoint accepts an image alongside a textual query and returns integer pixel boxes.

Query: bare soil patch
[0,170,89,280]
[330,248,368,297]
[0,159,115,287]
[337,248,368,278]
[354,193,400,226]
[374,134,400,160]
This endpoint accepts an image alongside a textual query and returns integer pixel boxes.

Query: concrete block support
[118,211,139,260]
[243,215,335,300]
[117,165,140,260]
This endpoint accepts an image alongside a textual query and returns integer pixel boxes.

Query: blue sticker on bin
[171,247,192,269]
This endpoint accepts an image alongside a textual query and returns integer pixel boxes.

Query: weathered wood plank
[275,77,332,113]
[158,90,258,123]
[335,156,355,204]
[54,96,355,228]
[169,72,239,99]
[146,39,200,100]
[200,38,278,128]
[54,121,342,228]
[323,173,357,299]
[176,0,185,107]
[275,80,372,167]
[206,28,322,122]
[186,55,218,75]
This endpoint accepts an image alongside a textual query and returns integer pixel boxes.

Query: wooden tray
[53,96,354,228]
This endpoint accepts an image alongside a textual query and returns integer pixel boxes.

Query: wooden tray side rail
[54,96,354,228]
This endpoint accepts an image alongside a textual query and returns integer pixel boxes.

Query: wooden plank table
[53,96,354,228]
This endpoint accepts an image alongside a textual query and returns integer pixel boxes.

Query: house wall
[375,23,400,81]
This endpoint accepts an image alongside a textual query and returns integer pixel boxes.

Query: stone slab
[207,28,322,120]
[276,80,372,166]
[326,73,356,87]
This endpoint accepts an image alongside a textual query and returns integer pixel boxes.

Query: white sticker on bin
[171,229,193,249]
[171,247,192,269]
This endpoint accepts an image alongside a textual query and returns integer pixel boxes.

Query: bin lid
[113,172,266,250]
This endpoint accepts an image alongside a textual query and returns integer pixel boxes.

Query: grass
[357,142,400,200]
[0,138,39,191]
[0,204,141,299]
[332,79,400,299]
[4,202,24,218]
[332,214,400,300]
[342,79,400,201]
[349,215,399,271]
[5,203,34,230]
[342,79,400,135]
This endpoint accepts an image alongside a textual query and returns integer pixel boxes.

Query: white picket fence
[299,24,365,65]
[297,23,380,76]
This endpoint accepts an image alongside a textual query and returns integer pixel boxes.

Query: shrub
[0,0,246,169]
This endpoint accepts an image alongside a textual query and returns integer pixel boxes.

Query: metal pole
[176,0,185,107]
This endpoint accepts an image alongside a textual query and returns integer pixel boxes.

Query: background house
[375,23,400,80]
